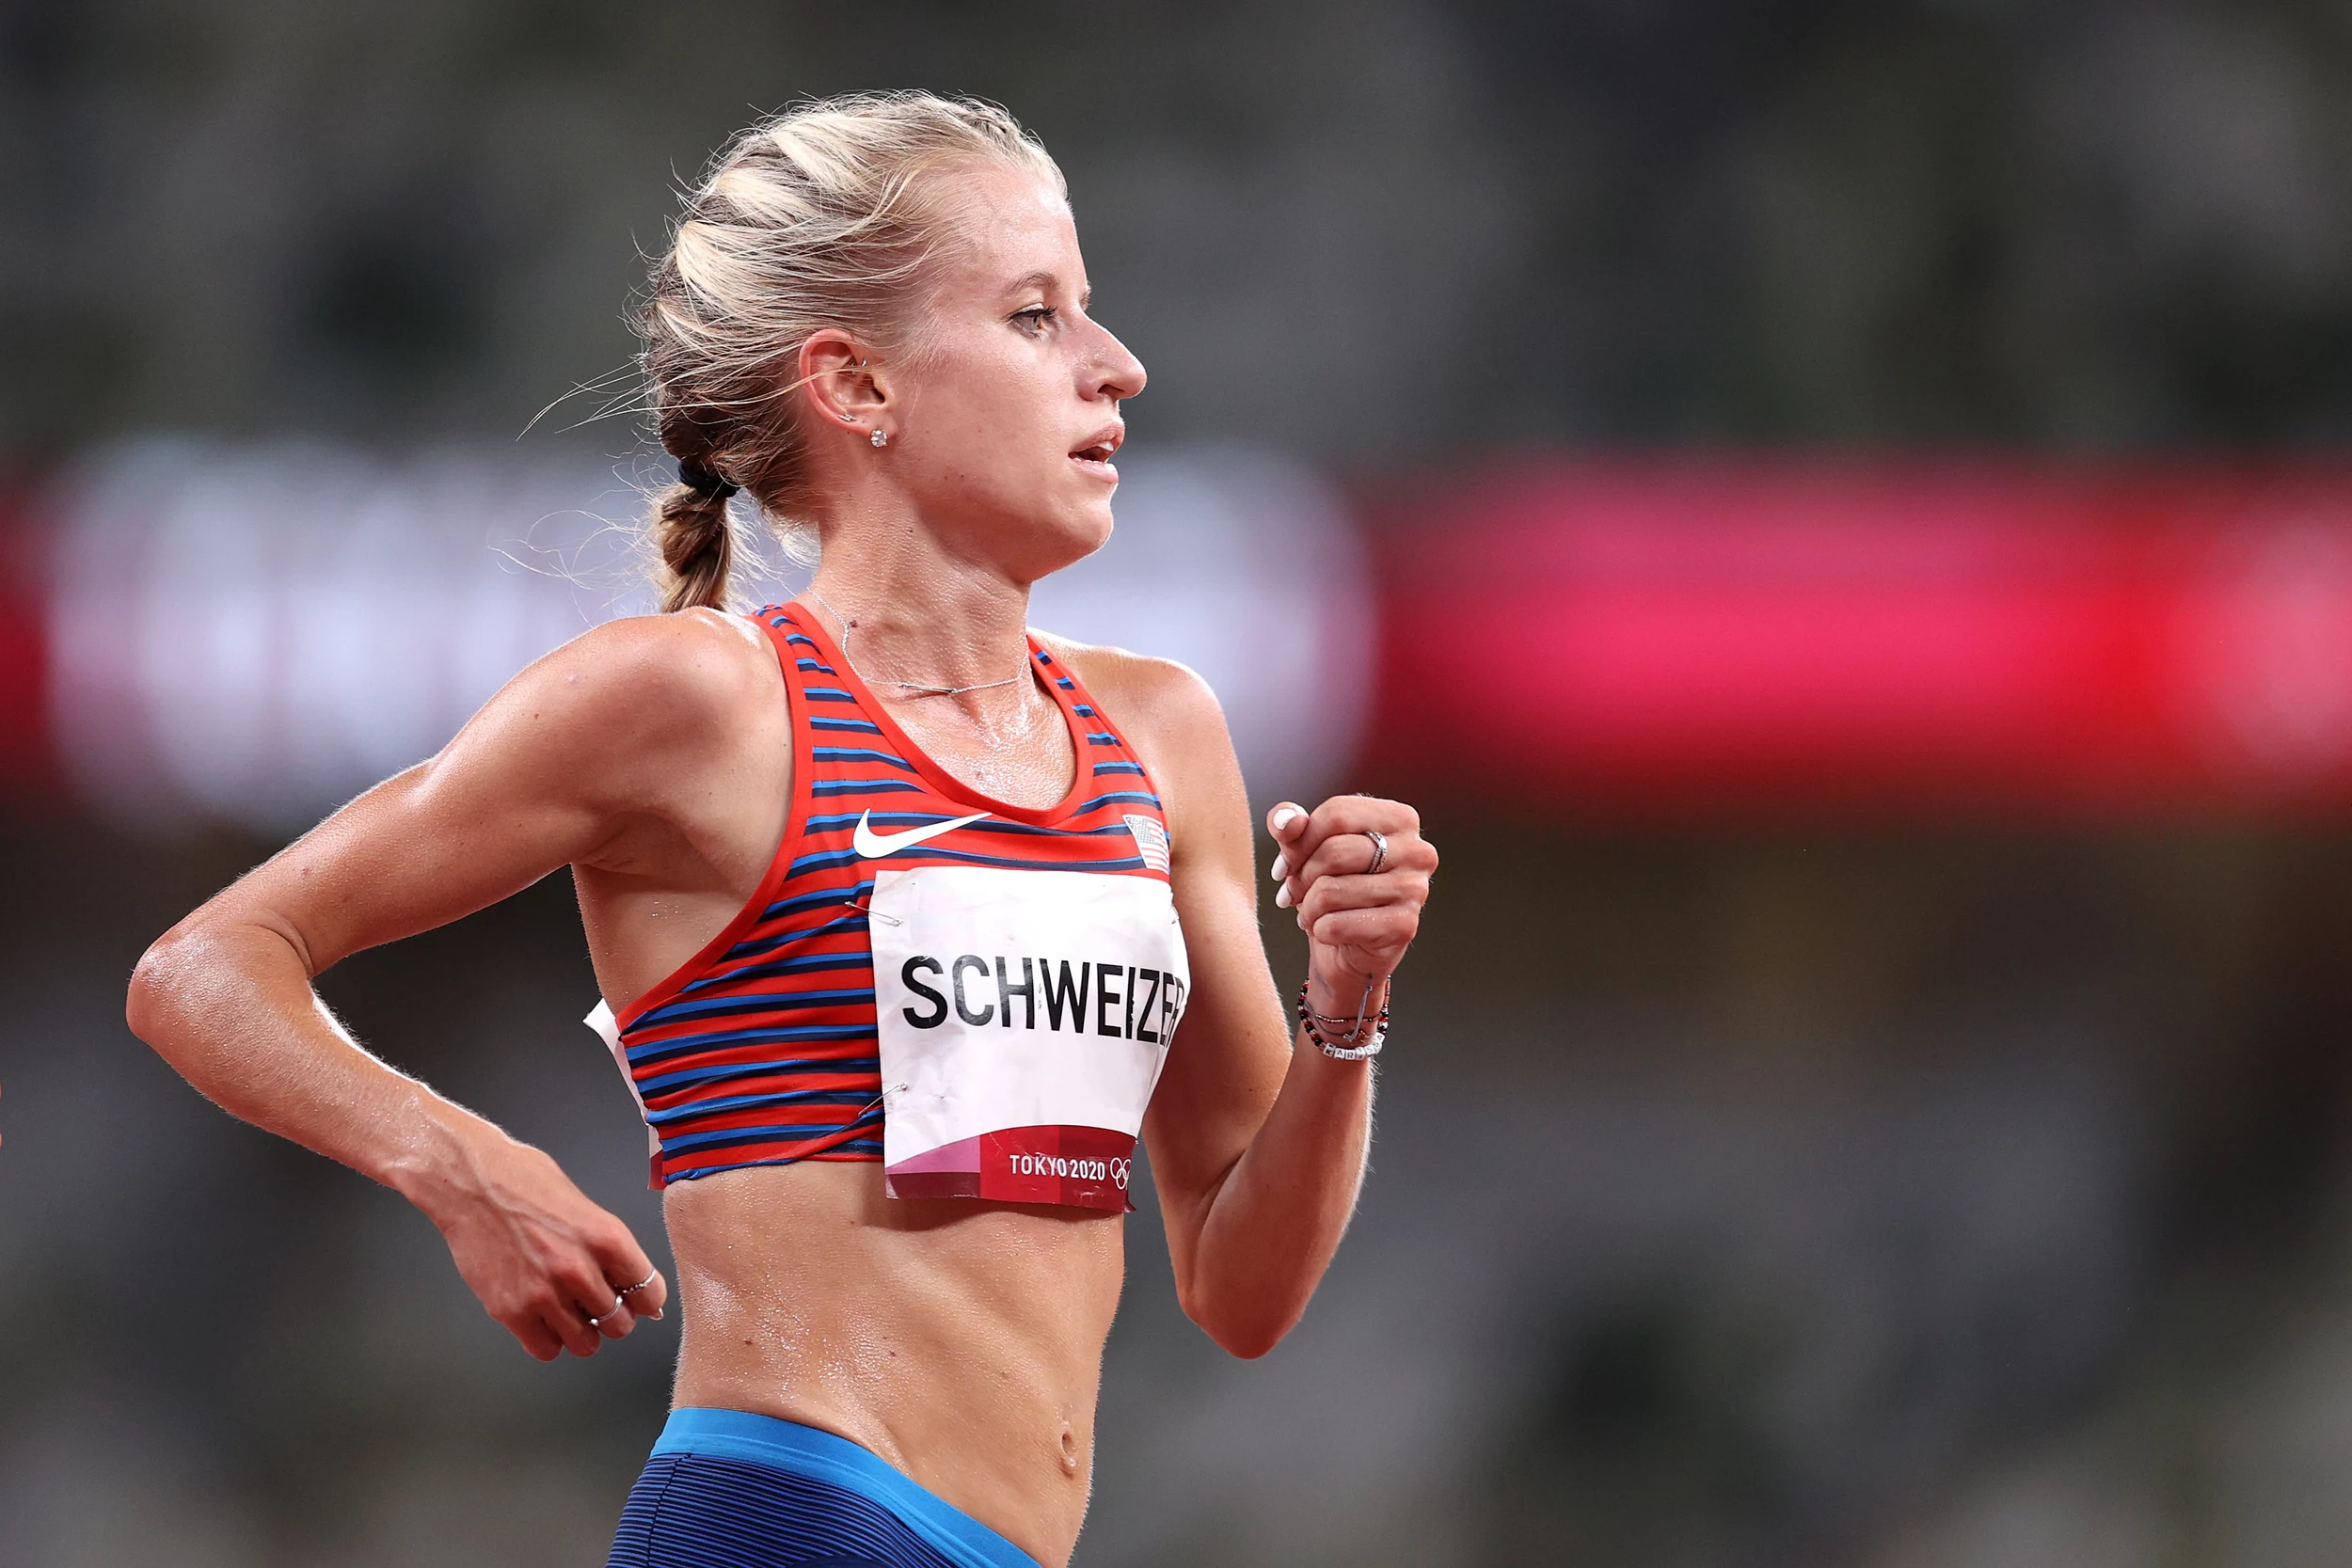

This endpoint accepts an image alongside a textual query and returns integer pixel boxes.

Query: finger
[525,1289,598,1358]
[1308,900,1420,943]
[1267,801,1308,883]
[551,1302,603,1357]
[558,1258,633,1344]
[1305,906,1419,962]
[546,1272,610,1355]
[590,1293,638,1339]
[1298,893,1421,944]
[620,1269,671,1322]
[1294,830,1433,890]
[1282,798,1422,893]
[1286,837,1433,918]
[589,1227,667,1322]
[1297,869,1428,925]
[508,1314,565,1361]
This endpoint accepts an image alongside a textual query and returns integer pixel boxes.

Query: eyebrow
[1006,270,1090,309]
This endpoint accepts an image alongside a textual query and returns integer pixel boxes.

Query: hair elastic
[677,459,739,499]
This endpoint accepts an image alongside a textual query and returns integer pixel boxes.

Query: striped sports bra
[590,601,1186,1206]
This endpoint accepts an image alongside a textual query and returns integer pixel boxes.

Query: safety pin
[843,895,902,927]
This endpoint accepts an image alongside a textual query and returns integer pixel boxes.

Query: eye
[1011,305,1057,335]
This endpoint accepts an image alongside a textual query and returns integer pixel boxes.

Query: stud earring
[870,429,889,449]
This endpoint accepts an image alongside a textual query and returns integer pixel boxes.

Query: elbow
[1179,1283,1298,1361]
[125,935,176,1045]
[1213,1325,1285,1362]
[126,925,205,1051]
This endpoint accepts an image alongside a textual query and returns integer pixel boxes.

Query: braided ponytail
[652,462,739,613]
[638,92,1063,612]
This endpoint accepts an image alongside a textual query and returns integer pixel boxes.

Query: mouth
[1069,424,1124,483]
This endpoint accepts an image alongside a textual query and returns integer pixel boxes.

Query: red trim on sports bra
[610,611,811,1037]
[782,597,1092,828]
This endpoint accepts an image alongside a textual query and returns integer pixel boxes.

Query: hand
[1266,796,1437,1016]
[424,1132,670,1361]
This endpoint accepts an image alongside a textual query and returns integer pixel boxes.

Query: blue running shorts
[608,1408,1042,1568]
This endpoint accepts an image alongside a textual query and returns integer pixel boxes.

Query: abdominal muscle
[662,1159,1127,1568]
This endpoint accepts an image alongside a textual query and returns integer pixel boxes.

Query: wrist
[1304,969,1385,1022]
[1297,974,1391,1060]
[379,1093,508,1229]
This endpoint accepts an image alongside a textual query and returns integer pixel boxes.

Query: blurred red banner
[14,455,2352,823]
[1363,461,2352,818]
[0,491,56,799]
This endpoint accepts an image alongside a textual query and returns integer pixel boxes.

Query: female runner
[127,92,1434,1568]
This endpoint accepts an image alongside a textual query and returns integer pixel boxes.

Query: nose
[1083,317,1146,404]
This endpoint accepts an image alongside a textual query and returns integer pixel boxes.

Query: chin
[1021,502,1117,582]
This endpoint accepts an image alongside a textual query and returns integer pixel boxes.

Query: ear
[797,328,889,435]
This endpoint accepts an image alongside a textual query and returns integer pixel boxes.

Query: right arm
[126,610,779,1359]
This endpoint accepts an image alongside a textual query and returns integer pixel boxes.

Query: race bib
[870,864,1188,1210]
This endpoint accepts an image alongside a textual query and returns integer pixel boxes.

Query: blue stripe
[803,689,858,704]
[802,812,1132,844]
[756,881,875,922]
[808,716,883,735]
[1085,732,1119,746]
[804,810,972,833]
[1056,677,1074,689]
[670,1137,886,1165]
[1093,761,1146,776]
[795,658,838,674]
[724,911,868,959]
[636,1054,882,1097]
[785,633,818,647]
[645,1087,881,1125]
[1079,791,1161,813]
[662,1111,882,1153]
[637,987,875,1029]
[789,848,865,877]
[809,777,925,797]
[877,847,1149,874]
[681,951,871,994]
[1073,704,1096,717]
[812,747,916,771]
[627,1022,881,1069]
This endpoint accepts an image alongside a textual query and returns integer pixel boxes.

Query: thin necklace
[809,589,1028,697]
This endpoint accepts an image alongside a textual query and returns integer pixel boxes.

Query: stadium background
[8,3,2352,1564]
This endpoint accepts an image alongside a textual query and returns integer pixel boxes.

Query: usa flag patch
[1123,814,1171,873]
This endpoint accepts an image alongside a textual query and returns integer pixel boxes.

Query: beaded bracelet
[1297,977,1391,1060]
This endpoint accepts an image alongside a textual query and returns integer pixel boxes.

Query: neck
[804,502,1036,708]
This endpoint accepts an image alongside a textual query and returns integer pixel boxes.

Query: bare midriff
[663,1161,1126,1568]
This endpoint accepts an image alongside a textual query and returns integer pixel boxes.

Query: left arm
[1071,645,1435,1358]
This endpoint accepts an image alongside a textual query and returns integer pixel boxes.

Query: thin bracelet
[1297,976,1391,1060]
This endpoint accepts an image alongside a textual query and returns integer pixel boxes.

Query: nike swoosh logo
[853,809,993,859]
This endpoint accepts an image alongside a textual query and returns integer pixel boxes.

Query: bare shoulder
[1037,631,1247,868]
[1035,630,1229,756]
[484,609,779,748]
[417,610,785,816]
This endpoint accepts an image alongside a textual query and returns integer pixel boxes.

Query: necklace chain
[808,589,1029,697]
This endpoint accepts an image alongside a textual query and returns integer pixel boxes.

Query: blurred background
[6,3,2352,1565]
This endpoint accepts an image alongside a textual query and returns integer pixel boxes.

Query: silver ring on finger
[617,1272,659,1298]
[1360,829,1388,876]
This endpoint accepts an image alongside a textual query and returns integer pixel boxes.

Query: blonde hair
[638,91,1065,612]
